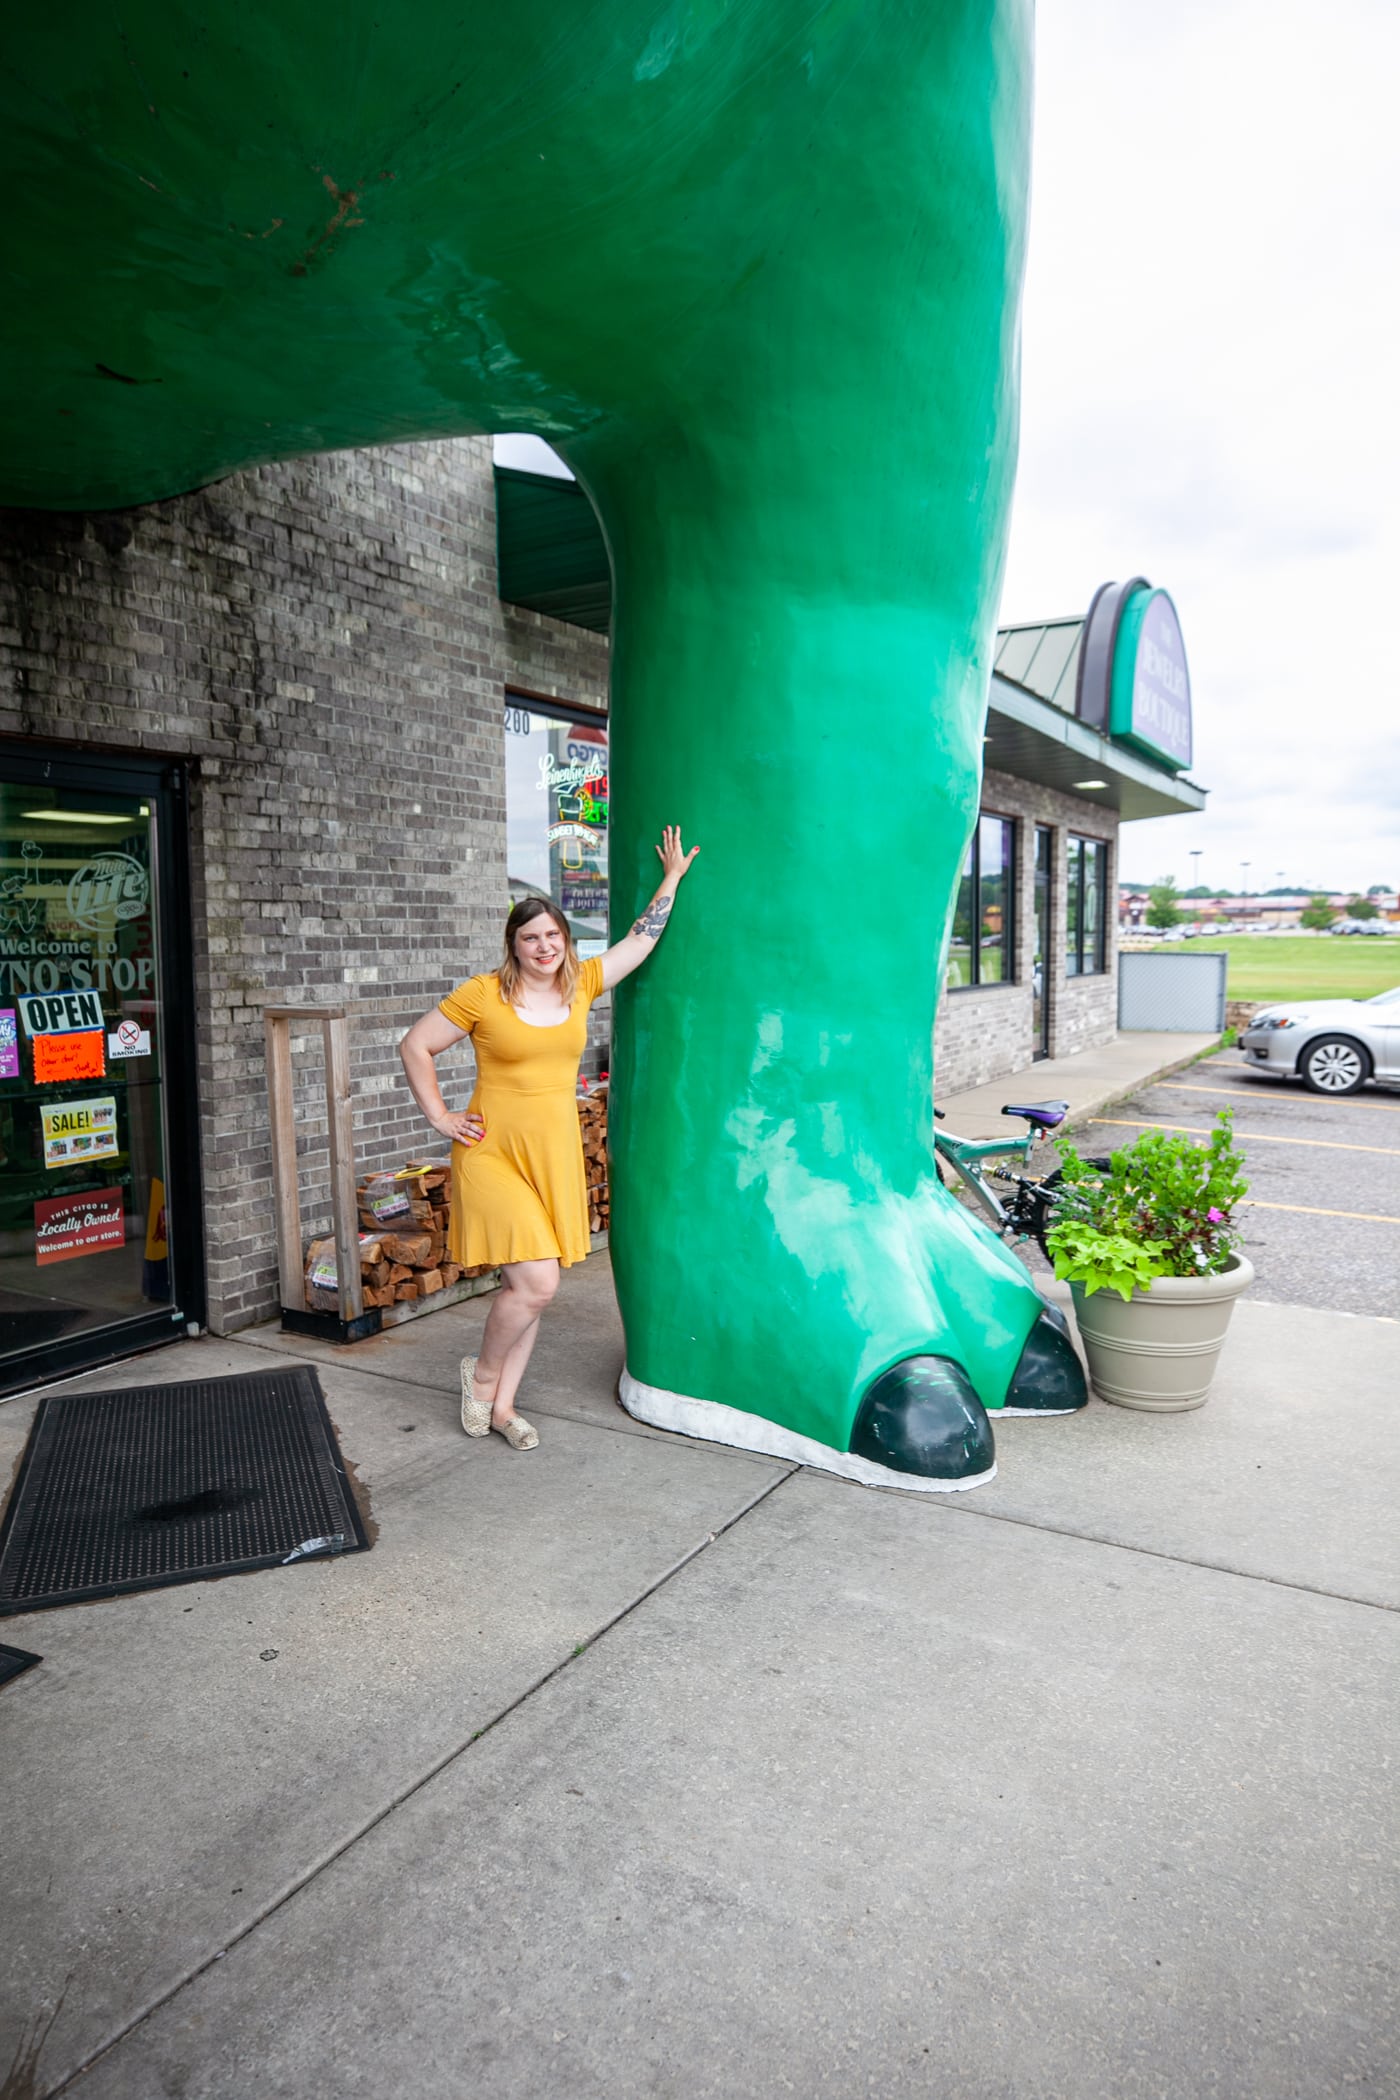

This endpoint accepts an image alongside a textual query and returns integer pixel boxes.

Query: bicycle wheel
[1029,1159,1111,1261]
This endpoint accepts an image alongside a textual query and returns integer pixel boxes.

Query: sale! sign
[41,1095,118,1169]
[35,1186,125,1266]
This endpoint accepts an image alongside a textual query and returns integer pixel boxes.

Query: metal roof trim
[987,673,1206,820]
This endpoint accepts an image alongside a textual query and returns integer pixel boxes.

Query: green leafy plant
[1045,1110,1249,1298]
[1042,1221,1169,1302]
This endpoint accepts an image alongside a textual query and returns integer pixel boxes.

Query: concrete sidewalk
[3,1251,1398,2098]
[941,1029,1220,1137]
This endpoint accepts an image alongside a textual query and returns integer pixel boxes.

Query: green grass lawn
[1183,935,1400,1001]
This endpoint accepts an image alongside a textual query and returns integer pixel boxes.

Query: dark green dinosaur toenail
[1000,1310,1088,1414]
[849,1356,995,1480]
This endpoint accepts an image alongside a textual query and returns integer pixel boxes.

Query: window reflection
[947,814,1015,991]
[503,699,609,955]
[946,845,976,990]
[1067,833,1107,976]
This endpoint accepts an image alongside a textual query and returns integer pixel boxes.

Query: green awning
[495,466,611,632]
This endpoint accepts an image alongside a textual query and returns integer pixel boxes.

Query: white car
[1239,985,1400,1094]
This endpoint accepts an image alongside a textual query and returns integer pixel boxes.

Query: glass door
[1032,826,1052,1060]
[0,748,201,1394]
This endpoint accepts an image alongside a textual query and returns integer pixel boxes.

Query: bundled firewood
[304,1159,493,1312]
[577,1083,610,1236]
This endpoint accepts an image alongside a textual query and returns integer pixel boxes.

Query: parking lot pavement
[1077,1048,1400,1320]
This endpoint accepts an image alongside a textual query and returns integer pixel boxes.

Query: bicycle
[932,1096,1104,1258]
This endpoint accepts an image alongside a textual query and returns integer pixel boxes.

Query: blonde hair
[498,896,580,1008]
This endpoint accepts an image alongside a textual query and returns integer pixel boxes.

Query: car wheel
[1299,1035,1369,1095]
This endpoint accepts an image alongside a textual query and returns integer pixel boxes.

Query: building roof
[988,615,1205,822]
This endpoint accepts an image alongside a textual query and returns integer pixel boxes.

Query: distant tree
[1299,894,1337,931]
[1146,880,1181,930]
[1367,884,1388,897]
[1183,884,1216,898]
[1347,895,1379,920]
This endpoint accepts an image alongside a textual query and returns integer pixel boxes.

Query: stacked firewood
[578,1084,610,1236]
[357,1163,495,1306]
[303,1162,493,1314]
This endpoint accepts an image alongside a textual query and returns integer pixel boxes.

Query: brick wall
[935,767,1120,1094]
[0,437,609,1333]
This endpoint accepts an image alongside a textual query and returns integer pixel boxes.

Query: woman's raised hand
[655,824,700,884]
[434,1110,485,1147]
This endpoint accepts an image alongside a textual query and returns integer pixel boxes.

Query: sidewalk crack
[39,1462,799,2099]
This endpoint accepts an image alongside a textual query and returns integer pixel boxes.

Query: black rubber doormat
[0,1642,41,1686]
[0,1364,369,1615]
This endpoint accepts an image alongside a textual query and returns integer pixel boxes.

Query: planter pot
[1069,1253,1255,1411]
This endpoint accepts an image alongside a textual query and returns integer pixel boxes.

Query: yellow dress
[438,956,605,1270]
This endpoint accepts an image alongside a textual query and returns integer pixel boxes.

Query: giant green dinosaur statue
[1,0,1086,1488]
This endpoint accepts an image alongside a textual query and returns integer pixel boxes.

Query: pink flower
[1207,1207,1224,1223]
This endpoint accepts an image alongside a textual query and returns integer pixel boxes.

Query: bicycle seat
[1000,1099,1069,1129]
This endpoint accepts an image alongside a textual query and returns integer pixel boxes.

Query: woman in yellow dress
[399,825,698,1449]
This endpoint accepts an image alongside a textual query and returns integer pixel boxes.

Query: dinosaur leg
[589,486,1084,1491]
[568,6,1084,1489]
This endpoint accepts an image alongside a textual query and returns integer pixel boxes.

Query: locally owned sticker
[107,1021,151,1060]
[0,1008,17,1079]
[35,1186,125,1266]
[41,1095,118,1169]
[19,988,104,1036]
[35,1030,106,1084]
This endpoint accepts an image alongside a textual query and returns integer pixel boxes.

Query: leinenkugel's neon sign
[536,753,604,796]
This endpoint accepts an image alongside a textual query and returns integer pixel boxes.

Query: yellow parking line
[1242,1199,1400,1225]
[1090,1116,1400,1158]
[1159,1081,1400,1116]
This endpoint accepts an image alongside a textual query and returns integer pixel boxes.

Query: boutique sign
[1075,578,1193,774]
[1110,587,1192,772]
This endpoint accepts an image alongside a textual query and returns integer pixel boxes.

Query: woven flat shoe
[494,1414,539,1452]
[460,1357,491,1437]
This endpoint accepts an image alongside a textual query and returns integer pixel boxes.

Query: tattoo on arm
[631,892,674,941]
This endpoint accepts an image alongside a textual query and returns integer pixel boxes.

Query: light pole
[1189,848,1202,893]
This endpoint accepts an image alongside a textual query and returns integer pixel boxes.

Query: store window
[0,750,200,1394]
[503,697,609,957]
[1066,834,1108,976]
[947,814,1016,990]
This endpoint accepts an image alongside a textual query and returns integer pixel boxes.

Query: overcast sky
[1002,0,1400,894]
